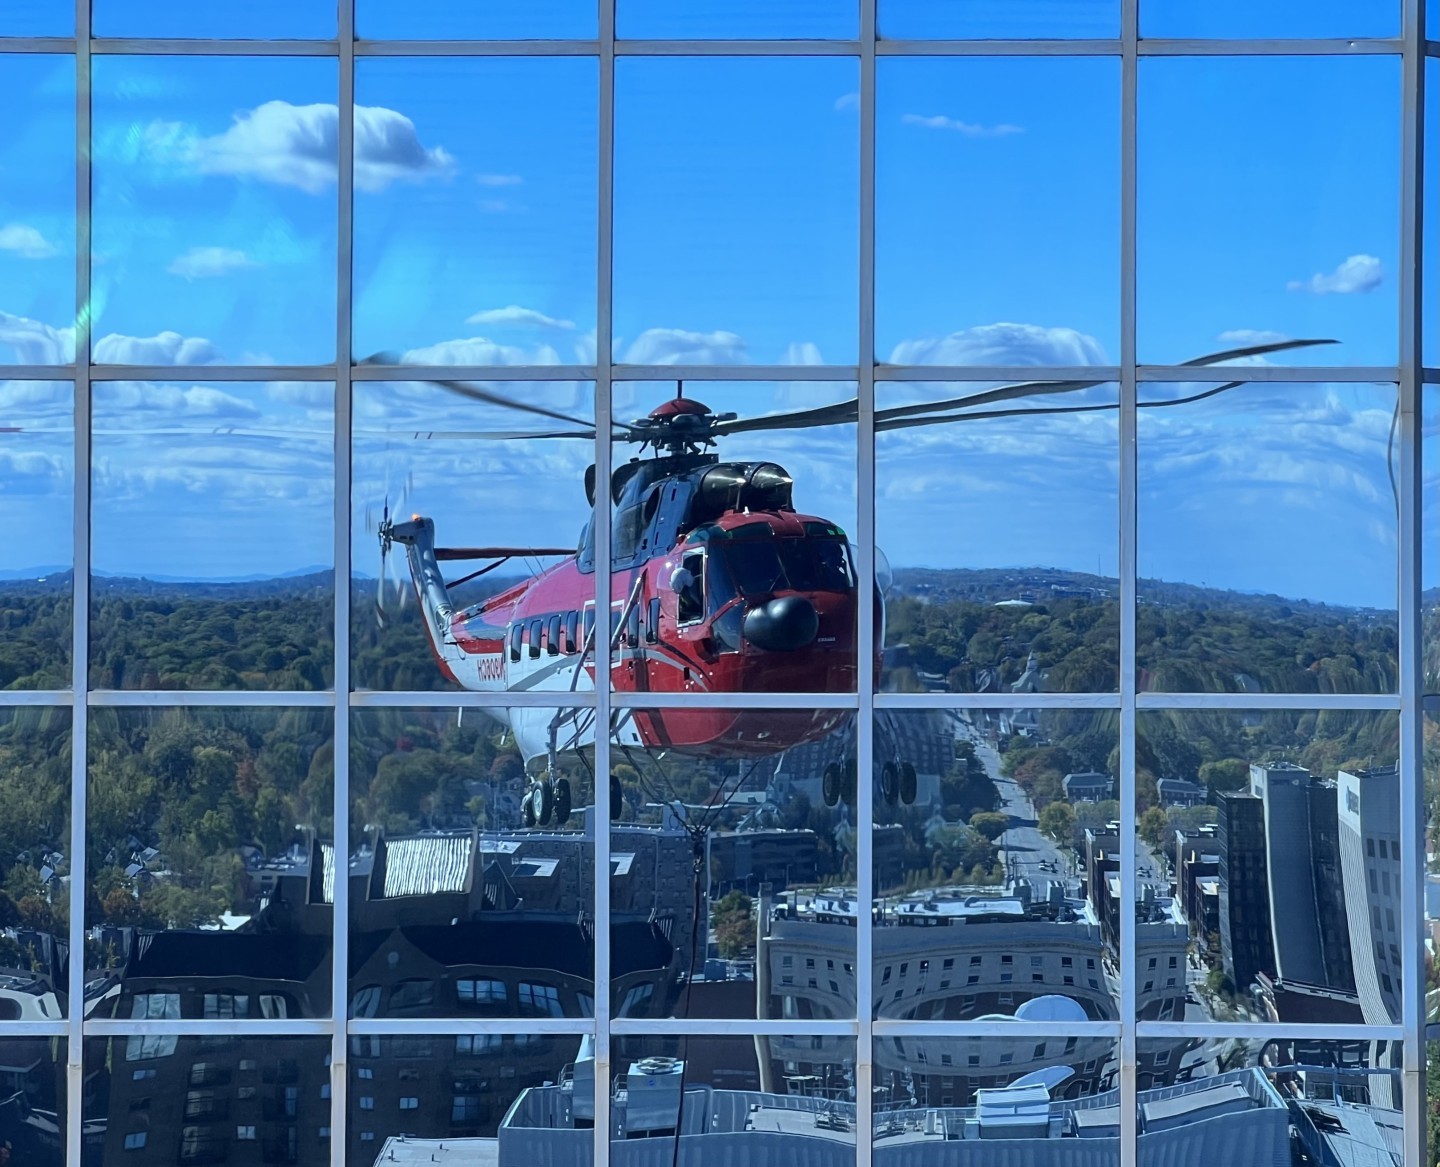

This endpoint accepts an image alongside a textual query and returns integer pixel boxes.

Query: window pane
[350,379,592,692]
[347,1034,574,1150]
[1138,1038,1401,1163]
[353,58,596,365]
[878,58,1119,366]
[610,381,858,695]
[1139,709,1400,1027]
[91,381,334,691]
[1141,0,1398,38]
[0,55,74,362]
[878,381,1119,695]
[879,0,1118,39]
[91,56,338,365]
[93,0,334,38]
[1139,57,1399,367]
[85,1035,329,1163]
[615,58,858,366]
[876,1035,1119,1129]
[876,709,1120,1021]
[86,707,335,1018]
[618,0,857,39]
[610,710,856,1019]
[1426,59,1438,368]
[350,707,594,1020]
[356,0,595,39]
[1,380,72,689]
[0,708,71,1019]
[0,1037,65,1159]
[1137,381,1397,694]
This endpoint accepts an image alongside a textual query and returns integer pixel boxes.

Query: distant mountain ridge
[0,563,1424,615]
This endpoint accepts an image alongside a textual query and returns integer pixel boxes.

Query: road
[952,718,1075,891]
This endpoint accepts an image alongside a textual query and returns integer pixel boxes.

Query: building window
[123,1133,147,1151]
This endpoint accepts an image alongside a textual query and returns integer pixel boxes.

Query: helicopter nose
[742,595,820,652]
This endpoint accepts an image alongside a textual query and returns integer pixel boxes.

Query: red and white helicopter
[372,337,1331,827]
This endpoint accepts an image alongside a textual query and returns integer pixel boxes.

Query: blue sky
[0,44,1430,607]
[0,0,1412,38]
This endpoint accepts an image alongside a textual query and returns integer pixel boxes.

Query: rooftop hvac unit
[625,1057,685,1133]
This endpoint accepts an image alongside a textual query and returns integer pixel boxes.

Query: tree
[967,812,1009,842]
[1137,807,1171,855]
[1199,758,1249,794]
[1038,802,1076,845]
[711,891,754,959]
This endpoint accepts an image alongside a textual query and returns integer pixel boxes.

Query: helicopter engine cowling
[742,594,820,652]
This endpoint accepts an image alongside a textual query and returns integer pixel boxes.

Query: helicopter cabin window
[625,602,641,648]
[528,618,542,659]
[676,551,706,624]
[584,608,596,645]
[646,597,660,643]
[509,624,523,663]
[546,614,561,656]
[564,610,579,654]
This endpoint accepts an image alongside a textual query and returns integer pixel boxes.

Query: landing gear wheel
[822,762,842,808]
[899,761,918,806]
[880,761,900,805]
[553,778,572,827]
[610,774,624,822]
[842,757,858,807]
[522,789,537,828]
[533,777,555,826]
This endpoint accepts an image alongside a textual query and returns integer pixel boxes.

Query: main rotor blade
[710,399,859,437]
[702,337,1339,439]
[359,351,603,430]
[875,379,1248,431]
[878,337,1338,420]
[395,428,602,441]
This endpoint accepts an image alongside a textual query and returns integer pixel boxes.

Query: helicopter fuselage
[388,453,872,772]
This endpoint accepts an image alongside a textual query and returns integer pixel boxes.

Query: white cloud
[166,246,261,280]
[887,322,1108,367]
[621,328,747,365]
[1286,254,1383,295]
[901,113,1024,138]
[166,101,453,194]
[0,311,76,363]
[834,93,859,112]
[398,337,564,366]
[465,306,575,331]
[1217,329,1290,346]
[475,173,522,187]
[779,341,826,366]
[0,224,59,259]
[477,198,514,214]
[93,331,222,365]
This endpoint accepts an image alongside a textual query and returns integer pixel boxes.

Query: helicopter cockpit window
[546,614,561,656]
[676,551,706,624]
[719,538,855,597]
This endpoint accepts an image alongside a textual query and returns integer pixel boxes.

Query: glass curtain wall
[0,1,1435,1165]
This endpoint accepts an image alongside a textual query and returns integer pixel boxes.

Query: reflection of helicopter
[374,337,1331,826]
